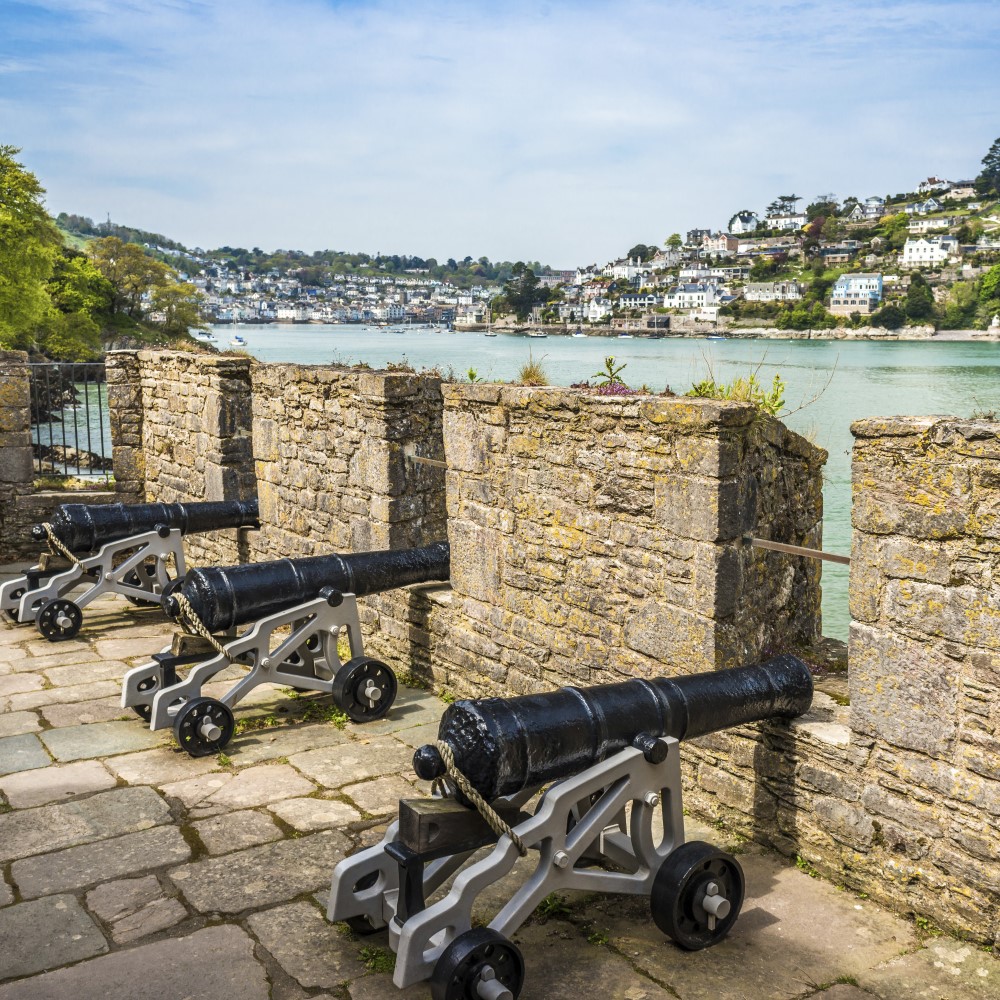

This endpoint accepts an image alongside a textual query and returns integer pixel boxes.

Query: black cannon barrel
[31,500,259,553]
[163,541,451,632]
[413,655,813,802]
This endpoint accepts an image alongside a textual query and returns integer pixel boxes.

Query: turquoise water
[220,324,1000,641]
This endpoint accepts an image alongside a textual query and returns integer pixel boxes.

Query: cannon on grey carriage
[121,541,450,756]
[0,500,259,640]
[329,654,813,1000]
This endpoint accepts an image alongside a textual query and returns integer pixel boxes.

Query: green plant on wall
[687,372,785,415]
[592,356,628,386]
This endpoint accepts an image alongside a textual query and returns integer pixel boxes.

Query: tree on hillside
[975,137,1000,198]
[665,233,682,251]
[980,263,1000,314]
[807,194,839,220]
[626,244,656,262]
[88,237,171,317]
[0,145,62,349]
[150,281,206,336]
[503,262,545,321]
[905,271,935,320]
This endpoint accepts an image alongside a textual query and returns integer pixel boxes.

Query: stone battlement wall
[434,384,825,696]
[95,353,999,944]
[105,351,256,567]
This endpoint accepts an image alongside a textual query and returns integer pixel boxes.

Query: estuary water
[219,323,1000,641]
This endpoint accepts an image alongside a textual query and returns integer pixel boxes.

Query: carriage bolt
[552,850,571,869]
[702,883,731,919]
[260,657,271,668]
[643,792,660,808]
[105,572,114,581]
[199,716,223,742]
[476,967,512,1000]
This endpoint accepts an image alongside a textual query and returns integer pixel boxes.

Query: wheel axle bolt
[363,681,382,703]
[199,717,223,742]
[105,572,113,582]
[643,792,660,808]
[260,657,270,668]
[553,850,571,869]
[476,965,512,1000]
[56,614,72,629]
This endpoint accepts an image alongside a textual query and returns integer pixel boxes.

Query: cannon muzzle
[413,654,813,802]
[163,541,451,632]
[32,500,259,553]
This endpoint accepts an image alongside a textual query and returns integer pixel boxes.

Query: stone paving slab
[186,762,315,817]
[0,924,268,1000]
[41,696,133,727]
[7,679,122,712]
[0,759,115,808]
[289,735,415,788]
[0,646,99,672]
[11,824,191,898]
[0,733,50,776]
[342,774,421,816]
[269,796,362,832]
[0,712,41,739]
[592,847,918,1000]
[0,674,43,697]
[169,829,349,914]
[225,720,350,765]
[192,808,284,854]
[105,746,222,785]
[0,894,108,981]
[0,880,11,908]
[86,876,188,945]
[858,937,998,999]
[39,720,164,761]
[0,785,171,862]
[247,900,368,988]
[42,660,131,687]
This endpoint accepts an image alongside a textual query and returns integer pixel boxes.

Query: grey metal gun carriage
[120,541,450,756]
[329,654,813,1000]
[0,500,259,641]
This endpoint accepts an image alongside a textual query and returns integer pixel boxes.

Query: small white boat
[230,334,247,348]
[193,331,217,344]
[526,331,548,339]
[617,333,634,339]
[484,332,498,337]
[571,331,587,338]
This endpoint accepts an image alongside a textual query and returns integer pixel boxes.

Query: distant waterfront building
[901,236,960,267]
[908,217,958,234]
[917,176,951,194]
[587,297,614,322]
[619,293,662,311]
[829,273,883,315]
[744,281,803,303]
[664,283,723,311]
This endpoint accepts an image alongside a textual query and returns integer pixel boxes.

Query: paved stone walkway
[0,571,996,1000]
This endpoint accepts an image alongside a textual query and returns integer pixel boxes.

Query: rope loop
[434,740,528,857]
[41,523,83,568]
[170,592,234,663]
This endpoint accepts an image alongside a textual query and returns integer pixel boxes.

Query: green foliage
[536,893,572,918]
[976,136,1000,198]
[88,236,172,318]
[466,367,484,383]
[795,854,821,879]
[503,262,548,321]
[904,272,935,320]
[665,233,682,251]
[626,243,656,262]
[687,373,785,415]
[870,303,905,330]
[592,355,628,386]
[216,752,234,769]
[0,145,62,349]
[876,211,912,252]
[775,301,836,331]
[587,930,610,946]
[981,263,1000,305]
[358,945,395,974]
[150,280,206,335]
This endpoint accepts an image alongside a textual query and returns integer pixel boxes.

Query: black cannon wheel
[343,870,383,936]
[650,841,745,950]
[131,675,159,722]
[123,563,163,607]
[332,657,397,723]
[36,598,83,641]
[430,927,525,1000]
[174,697,235,757]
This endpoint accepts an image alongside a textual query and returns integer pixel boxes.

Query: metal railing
[28,362,112,481]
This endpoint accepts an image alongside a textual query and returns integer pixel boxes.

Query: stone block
[849,623,958,757]
[12,824,191,898]
[0,894,107,981]
[39,720,163,761]
[0,733,50,776]
[0,924,267,1000]
[0,759,115,808]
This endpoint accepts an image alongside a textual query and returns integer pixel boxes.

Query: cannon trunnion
[0,499,259,640]
[329,656,813,999]
[121,542,451,756]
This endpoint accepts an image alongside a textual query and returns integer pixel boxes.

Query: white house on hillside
[764,212,807,231]
[918,177,951,194]
[744,281,803,303]
[829,273,883,315]
[664,283,723,310]
[729,211,759,234]
[587,297,613,322]
[901,236,960,267]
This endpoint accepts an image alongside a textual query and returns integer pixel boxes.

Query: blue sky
[2,0,998,266]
